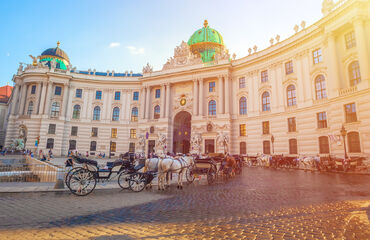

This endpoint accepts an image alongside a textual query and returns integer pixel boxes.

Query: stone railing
[25,156,59,182]
[339,86,358,96]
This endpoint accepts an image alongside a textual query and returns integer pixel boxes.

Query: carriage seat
[134,163,145,171]
[74,157,98,166]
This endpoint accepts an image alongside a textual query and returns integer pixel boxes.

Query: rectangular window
[46,138,54,149]
[155,89,161,98]
[317,112,327,128]
[55,86,62,95]
[130,129,137,139]
[76,89,82,98]
[90,141,97,151]
[319,136,330,154]
[111,128,117,138]
[209,82,215,92]
[345,103,357,123]
[345,31,356,49]
[96,91,102,100]
[263,141,271,154]
[91,127,98,137]
[285,61,293,75]
[48,124,56,134]
[71,126,78,136]
[239,124,246,136]
[31,85,36,94]
[129,143,135,152]
[110,142,116,152]
[114,91,120,100]
[133,91,139,101]
[288,117,296,132]
[313,49,322,64]
[262,121,270,135]
[289,139,298,154]
[239,77,246,88]
[261,70,268,83]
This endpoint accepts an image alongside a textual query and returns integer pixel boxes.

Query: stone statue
[51,59,57,69]
[190,133,202,155]
[17,63,23,74]
[142,63,153,74]
[29,55,39,66]
[155,133,167,157]
[216,132,229,154]
[138,134,145,153]
[10,139,24,151]
[322,0,334,15]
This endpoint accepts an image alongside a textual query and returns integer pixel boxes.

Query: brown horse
[224,155,237,178]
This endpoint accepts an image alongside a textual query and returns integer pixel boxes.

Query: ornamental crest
[162,41,203,70]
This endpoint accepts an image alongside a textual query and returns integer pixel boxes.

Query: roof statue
[142,63,153,74]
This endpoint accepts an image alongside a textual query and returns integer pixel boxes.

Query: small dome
[39,41,70,70]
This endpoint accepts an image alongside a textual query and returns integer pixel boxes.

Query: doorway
[205,139,215,154]
[173,111,191,154]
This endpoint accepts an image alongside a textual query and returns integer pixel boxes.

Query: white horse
[257,154,270,167]
[296,155,315,170]
[158,155,194,190]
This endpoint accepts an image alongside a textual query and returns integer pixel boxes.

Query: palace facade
[4,0,370,157]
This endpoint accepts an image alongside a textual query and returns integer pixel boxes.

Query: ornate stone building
[4,0,370,157]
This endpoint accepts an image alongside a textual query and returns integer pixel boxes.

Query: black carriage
[186,156,219,185]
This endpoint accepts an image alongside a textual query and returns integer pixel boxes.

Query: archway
[173,111,191,154]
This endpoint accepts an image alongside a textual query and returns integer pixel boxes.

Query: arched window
[90,141,97,151]
[315,75,327,99]
[319,136,329,154]
[154,105,160,119]
[50,102,60,117]
[262,92,270,111]
[131,107,138,122]
[287,85,296,106]
[348,132,361,153]
[69,140,76,150]
[27,101,33,115]
[112,107,120,121]
[349,61,361,86]
[208,100,216,115]
[289,139,298,154]
[240,142,246,154]
[93,106,100,120]
[239,97,247,115]
[72,105,81,119]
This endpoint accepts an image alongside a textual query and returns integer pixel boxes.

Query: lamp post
[271,135,275,154]
[340,125,348,160]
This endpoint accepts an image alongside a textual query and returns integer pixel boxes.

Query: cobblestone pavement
[0,168,369,239]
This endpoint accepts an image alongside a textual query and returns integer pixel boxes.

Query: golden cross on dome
[57,41,60,47]
[204,20,208,28]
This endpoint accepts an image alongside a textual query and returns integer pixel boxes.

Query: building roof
[40,41,70,63]
[0,85,13,103]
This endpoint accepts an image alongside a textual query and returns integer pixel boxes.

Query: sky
[0,0,324,86]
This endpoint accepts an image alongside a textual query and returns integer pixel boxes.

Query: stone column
[62,83,69,118]
[43,82,53,115]
[224,75,230,114]
[121,90,127,120]
[86,89,93,119]
[65,85,74,120]
[145,86,151,119]
[193,79,198,116]
[125,91,131,120]
[105,90,113,120]
[165,83,171,118]
[140,88,146,119]
[247,73,255,114]
[217,76,224,114]
[198,79,204,116]
[295,57,305,106]
[18,84,28,115]
[34,82,42,114]
[38,82,47,115]
[231,77,238,116]
[327,33,340,97]
[10,84,20,115]
[160,84,166,118]
[353,18,370,83]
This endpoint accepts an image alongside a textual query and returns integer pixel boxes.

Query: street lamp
[271,135,275,154]
[340,125,348,160]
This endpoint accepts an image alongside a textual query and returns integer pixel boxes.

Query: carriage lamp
[340,125,348,160]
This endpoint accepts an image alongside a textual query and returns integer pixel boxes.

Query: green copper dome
[39,41,70,70]
[187,20,224,63]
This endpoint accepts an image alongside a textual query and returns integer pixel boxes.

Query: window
[69,140,76,150]
[348,132,361,153]
[285,61,293,74]
[287,85,296,106]
[240,124,246,136]
[27,101,33,115]
[110,142,117,152]
[129,143,135,152]
[50,102,60,117]
[76,89,82,98]
[31,85,36,94]
[114,91,120,100]
[55,86,62,95]
[71,126,78,136]
[345,31,356,49]
[133,91,139,101]
[111,128,117,138]
[263,141,271,154]
[131,107,138,122]
[96,90,102,100]
[46,138,54,149]
[262,92,270,111]
[91,127,98,137]
[239,97,247,115]
[93,106,100,120]
[112,107,120,121]
[349,61,361,86]
[209,82,215,92]
[345,103,357,123]
[261,70,268,83]
[154,105,160,119]
[315,75,327,100]
[312,49,322,64]
[239,77,246,88]
[130,129,137,139]
[288,117,296,132]
[240,142,246,154]
[317,112,327,128]
[90,141,97,151]
[155,89,161,98]
[72,105,81,119]
[208,100,216,115]
[48,124,56,134]
[289,139,298,154]
[262,121,270,134]
[319,136,329,154]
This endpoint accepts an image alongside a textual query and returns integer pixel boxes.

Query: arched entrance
[173,111,191,154]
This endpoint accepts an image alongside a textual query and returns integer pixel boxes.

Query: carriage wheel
[118,171,131,189]
[186,167,195,183]
[65,167,84,188]
[129,173,146,192]
[207,166,216,185]
[67,168,96,196]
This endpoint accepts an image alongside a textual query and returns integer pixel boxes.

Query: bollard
[54,167,65,189]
